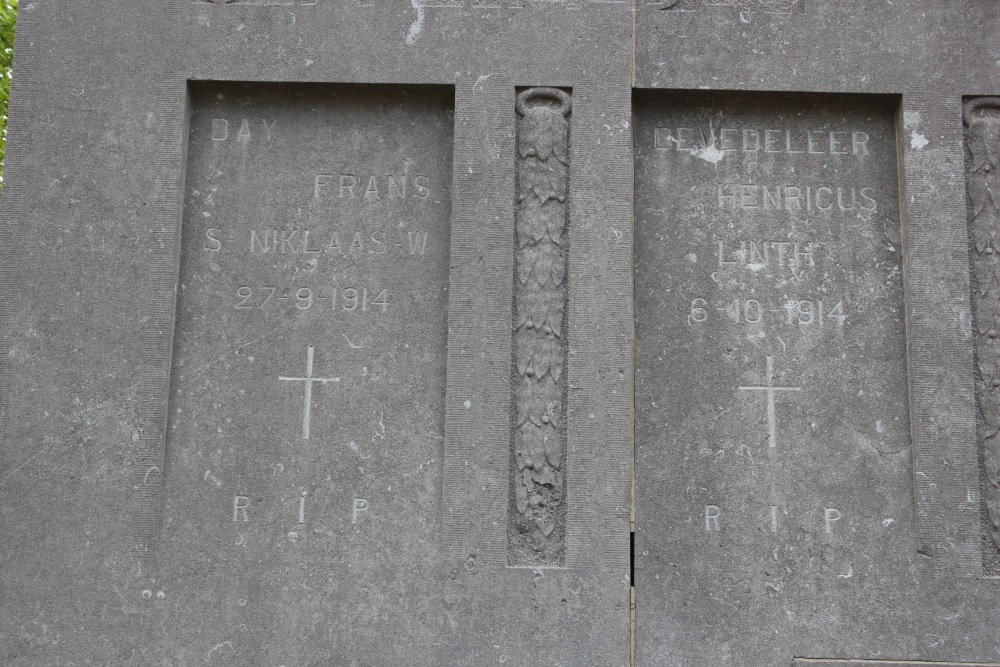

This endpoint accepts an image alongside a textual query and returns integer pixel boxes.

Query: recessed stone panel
[633,91,913,665]
[157,82,453,664]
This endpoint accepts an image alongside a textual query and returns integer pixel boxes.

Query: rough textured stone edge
[963,96,1000,573]
[0,0,40,422]
[442,76,514,566]
[901,93,981,575]
[795,660,1000,666]
[565,79,632,572]
[658,0,804,13]
[122,77,188,580]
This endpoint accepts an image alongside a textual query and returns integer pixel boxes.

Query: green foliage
[0,0,17,188]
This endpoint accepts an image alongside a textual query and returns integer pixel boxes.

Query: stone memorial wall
[0,1,998,666]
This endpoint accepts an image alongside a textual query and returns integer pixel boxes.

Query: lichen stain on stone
[910,130,929,150]
[405,0,425,46]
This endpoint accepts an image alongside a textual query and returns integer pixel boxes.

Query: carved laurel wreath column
[965,97,1000,556]
[509,88,570,565]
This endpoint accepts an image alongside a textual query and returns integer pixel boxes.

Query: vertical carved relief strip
[965,97,1000,568]
[509,88,570,566]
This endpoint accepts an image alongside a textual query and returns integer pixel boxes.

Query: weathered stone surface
[795,662,1000,667]
[2,1,1000,666]
[632,3,1000,666]
[792,658,997,667]
[964,97,1000,573]
[634,90,916,665]
[158,82,453,663]
[0,2,633,665]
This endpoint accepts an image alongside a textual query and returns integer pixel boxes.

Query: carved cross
[279,345,340,439]
[739,355,801,448]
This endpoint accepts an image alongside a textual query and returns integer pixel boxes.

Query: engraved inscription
[233,285,389,312]
[689,298,847,329]
[352,498,369,523]
[228,493,373,527]
[233,495,250,522]
[823,507,841,532]
[700,503,843,534]
[704,505,721,530]
[717,184,878,212]
[211,117,277,142]
[314,173,432,200]
[656,127,868,154]
[229,228,430,256]
[964,96,1000,564]
[178,89,449,327]
[509,87,570,566]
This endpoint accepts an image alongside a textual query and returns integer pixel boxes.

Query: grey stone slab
[5,1,1000,665]
[633,89,997,665]
[0,1,633,665]
[633,4,1000,665]
[156,81,453,664]
[634,0,992,580]
[635,1,1000,94]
